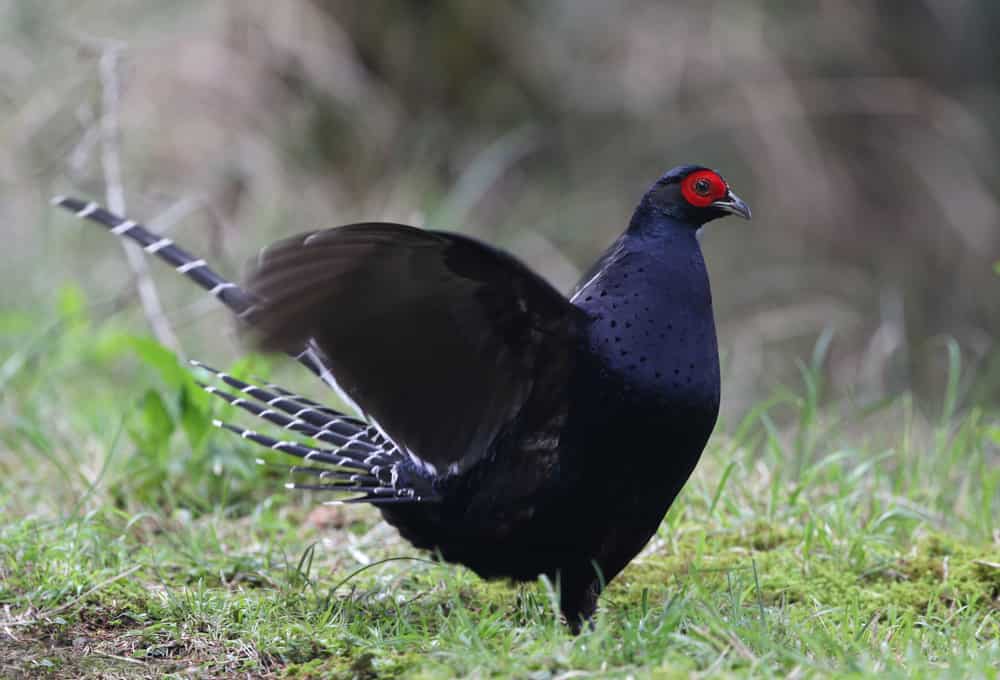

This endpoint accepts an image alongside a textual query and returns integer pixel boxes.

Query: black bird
[54,165,750,631]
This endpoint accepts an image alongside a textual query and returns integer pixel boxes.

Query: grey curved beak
[711,189,752,220]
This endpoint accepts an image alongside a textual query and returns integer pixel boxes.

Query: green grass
[1,295,998,678]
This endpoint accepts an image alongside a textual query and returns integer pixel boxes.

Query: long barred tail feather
[212,390,437,505]
[255,372,391,450]
[212,416,433,503]
[330,496,428,506]
[212,420,375,474]
[190,360,369,431]
[53,195,430,504]
[52,196,257,315]
[255,458,376,480]
[51,196,341,384]
[256,377,345,418]
[188,360,391,458]
[199,380,382,460]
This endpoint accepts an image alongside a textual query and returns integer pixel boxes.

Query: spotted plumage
[53,165,749,630]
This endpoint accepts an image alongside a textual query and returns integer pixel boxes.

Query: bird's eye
[681,170,726,207]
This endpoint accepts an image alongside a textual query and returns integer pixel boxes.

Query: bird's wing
[245,223,583,475]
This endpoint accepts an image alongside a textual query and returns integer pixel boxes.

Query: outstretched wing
[245,223,583,475]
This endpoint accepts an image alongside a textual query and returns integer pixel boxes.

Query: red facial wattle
[681,170,728,208]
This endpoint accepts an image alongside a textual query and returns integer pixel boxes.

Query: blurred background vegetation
[2,0,999,419]
[1,6,998,673]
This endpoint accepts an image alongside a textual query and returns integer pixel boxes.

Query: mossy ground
[2,514,997,678]
[2,465,997,677]
[1,307,998,677]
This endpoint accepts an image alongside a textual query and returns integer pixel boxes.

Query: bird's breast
[569,249,721,466]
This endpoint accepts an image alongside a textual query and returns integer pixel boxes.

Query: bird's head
[642,165,751,226]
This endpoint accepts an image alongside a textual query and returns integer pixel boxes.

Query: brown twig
[98,44,181,352]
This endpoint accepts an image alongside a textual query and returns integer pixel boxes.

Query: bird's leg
[558,566,603,634]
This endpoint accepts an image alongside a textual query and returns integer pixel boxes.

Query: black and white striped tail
[195,362,433,504]
[53,196,256,315]
[53,196,431,505]
[51,196,331,381]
